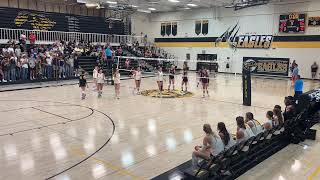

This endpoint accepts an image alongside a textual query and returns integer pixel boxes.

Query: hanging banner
[0,7,125,34]
[195,20,201,35]
[161,23,166,36]
[243,57,290,76]
[202,20,208,35]
[166,22,172,36]
[308,17,320,26]
[172,22,177,36]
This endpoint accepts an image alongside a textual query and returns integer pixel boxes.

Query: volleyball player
[201,67,210,97]
[197,66,203,87]
[156,67,164,97]
[132,67,142,94]
[114,68,121,99]
[181,66,188,92]
[79,71,88,100]
[168,65,176,91]
[96,68,105,98]
[92,65,99,91]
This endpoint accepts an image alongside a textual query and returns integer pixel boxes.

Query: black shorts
[202,79,209,84]
[169,75,174,79]
[183,77,188,82]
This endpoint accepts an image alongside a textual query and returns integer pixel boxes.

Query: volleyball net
[113,55,219,77]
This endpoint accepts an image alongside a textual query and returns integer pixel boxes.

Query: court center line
[32,107,73,121]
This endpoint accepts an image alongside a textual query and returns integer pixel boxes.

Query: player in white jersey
[114,68,121,99]
[132,67,142,94]
[156,67,164,96]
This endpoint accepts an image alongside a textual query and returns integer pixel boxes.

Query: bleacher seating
[78,56,98,75]
[151,96,319,180]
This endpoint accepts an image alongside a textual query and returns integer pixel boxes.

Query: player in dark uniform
[181,65,188,92]
[79,71,88,100]
[168,65,176,91]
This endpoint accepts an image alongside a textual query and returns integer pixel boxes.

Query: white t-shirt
[46,56,53,65]
[21,58,28,68]
[114,73,120,84]
[134,71,142,80]
[157,71,163,81]
[97,73,105,84]
[248,120,263,135]
[93,69,98,79]
[8,47,14,54]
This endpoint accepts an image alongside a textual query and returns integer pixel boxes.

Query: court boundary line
[0,105,94,137]
[0,99,115,180]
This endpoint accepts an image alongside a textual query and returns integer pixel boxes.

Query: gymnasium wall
[132,0,320,79]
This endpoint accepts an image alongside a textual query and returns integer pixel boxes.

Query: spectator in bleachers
[236,116,254,143]
[46,52,53,79]
[273,108,284,127]
[74,54,79,77]
[59,54,66,79]
[264,111,274,131]
[245,112,263,135]
[20,54,28,80]
[28,53,36,80]
[9,52,17,82]
[192,124,224,168]
[105,44,113,72]
[116,46,123,56]
[29,33,36,45]
[217,122,235,149]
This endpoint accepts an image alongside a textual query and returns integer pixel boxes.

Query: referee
[294,75,304,99]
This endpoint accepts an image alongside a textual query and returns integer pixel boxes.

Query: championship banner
[243,57,290,76]
[308,17,320,26]
[0,7,117,34]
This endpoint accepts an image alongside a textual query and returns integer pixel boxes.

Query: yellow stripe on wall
[155,42,214,48]
[155,41,320,48]
[272,42,320,48]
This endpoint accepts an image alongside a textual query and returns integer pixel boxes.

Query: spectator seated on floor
[236,116,255,143]
[273,108,284,128]
[192,124,224,169]
[245,112,263,136]
[264,111,274,131]
[217,122,236,150]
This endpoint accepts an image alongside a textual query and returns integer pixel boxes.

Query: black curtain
[195,20,201,35]
[202,20,208,35]
[166,22,172,36]
[161,23,166,36]
[172,22,177,36]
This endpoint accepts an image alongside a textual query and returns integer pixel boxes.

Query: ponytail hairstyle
[236,116,246,129]
[217,122,230,146]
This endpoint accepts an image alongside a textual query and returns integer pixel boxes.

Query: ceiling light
[85,3,98,7]
[137,9,151,13]
[106,1,117,4]
[109,4,117,8]
[168,0,180,2]
[148,7,156,11]
[131,5,139,8]
[187,3,198,7]
[182,7,190,10]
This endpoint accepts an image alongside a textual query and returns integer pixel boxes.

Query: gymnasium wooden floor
[0,73,319,180]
